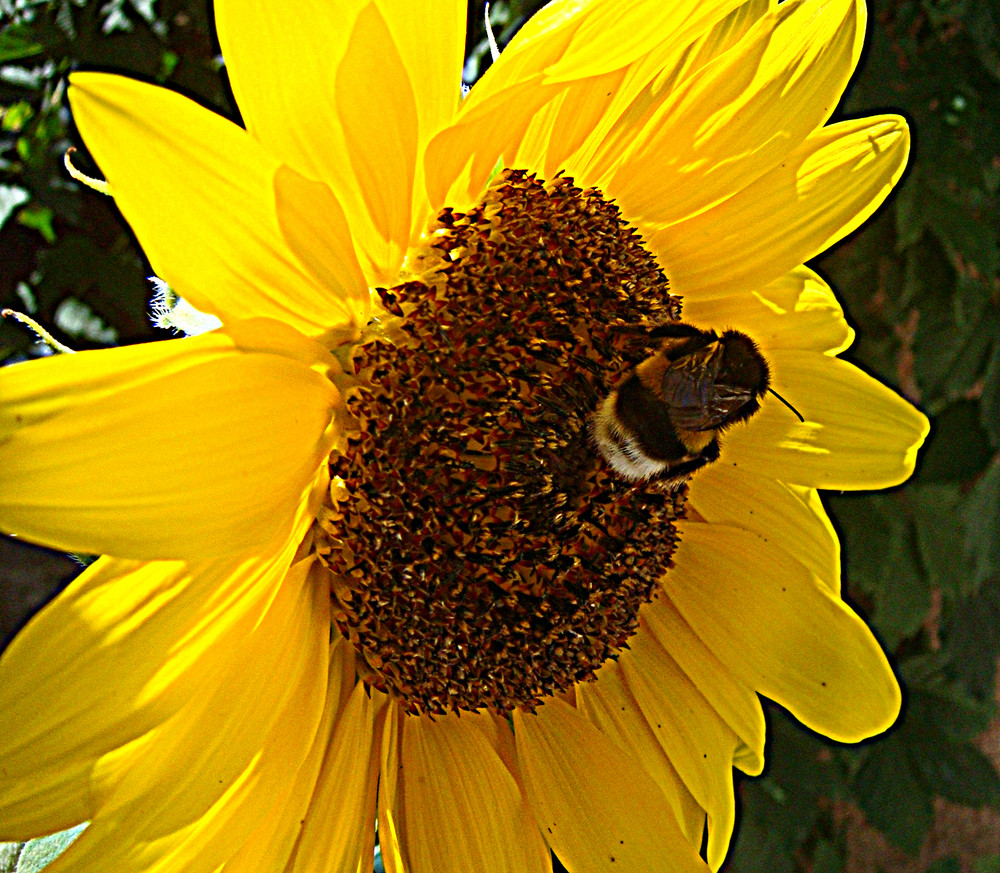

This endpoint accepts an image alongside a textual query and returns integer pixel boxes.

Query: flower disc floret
[317,169,687,716]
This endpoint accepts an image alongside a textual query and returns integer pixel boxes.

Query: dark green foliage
[0,0,224,355]
[945,577,1000,699]
[830,490,931,648]
[792,1,1000,867]
[964,463,1000,587]
[852,658,1000,854]
[728,716,848,873]
[2,2,999,872]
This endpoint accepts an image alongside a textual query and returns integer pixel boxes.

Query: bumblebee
[591,323,801,484]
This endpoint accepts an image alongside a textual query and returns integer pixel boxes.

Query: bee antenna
[768,388,804,422]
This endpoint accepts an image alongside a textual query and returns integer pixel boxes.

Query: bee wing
[660,342,755,431]
[702,384,756,428]
[660,343,725,431]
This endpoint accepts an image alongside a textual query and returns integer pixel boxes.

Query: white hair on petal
[149,278,222,336]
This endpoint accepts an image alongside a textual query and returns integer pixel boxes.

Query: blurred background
[1,1,998,870]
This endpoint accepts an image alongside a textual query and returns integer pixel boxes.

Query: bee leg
[658,440,721,485]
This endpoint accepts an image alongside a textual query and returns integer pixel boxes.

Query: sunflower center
[315,169,688,716]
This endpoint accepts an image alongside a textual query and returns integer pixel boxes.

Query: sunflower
[0,0,928,871]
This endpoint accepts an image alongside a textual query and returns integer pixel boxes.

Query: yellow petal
[273,165,370,334]
[690,467,840,590]
[219,633,359,873]
[667,522,902,741]
[30,554,330,873]
[645,0,775,98]
[639,602,767,776]
[722,350,930,490]
[609,0,865,227]
[647,115,909,297]
[0,762,93,843]
[513,67,629,181]
[332,4,417,278]
[68,73,366,337]
[430,2,605,206]
[514,699,709,873]
[375,0,466,235]
[507,0,747,84]
[373,2,465,143]
[387,711,549,873]
[618,630,738,869]
[441,0,745,207]
[577,661,706,849]
[0,520,312,838]
[287,672,384,873]
[215,0,434,283]
[0,319,339,560]
[424,78,564,214]
[681,266,854,355]
[213,0,355,191]
[377,704,405,873]
[569,0,773,184]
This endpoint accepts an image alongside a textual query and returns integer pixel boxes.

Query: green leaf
[944,577,1000,698]
[1,101,34,133]
[910,228,999,408]
[915,400,993,483]
[829,494,928,647]
[727,784,798,873]
[855,673,1000,854]
[812,839,843,873]
[963,461,1000,587]
[0,30,44,64]
[916,740,1000,808]
[158,49,179,81]
[905,683,1000,803]
[853,735,934,855]
[974,855,1000,873]
[911,484,978,599]
[924,178,1000,278]
[16,205,56,244]
[895,169,926,251]
[926,858,962,873]
[35,235,151,341]
[729,715,845,872]
[980,340,1000,449]
[917,290,998,408]
[966,1,1000,78]
[903,655,996,740]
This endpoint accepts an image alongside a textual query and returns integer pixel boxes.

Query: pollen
[315,169,686,716]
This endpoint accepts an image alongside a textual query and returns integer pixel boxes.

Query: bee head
[715,330,770,425]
